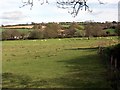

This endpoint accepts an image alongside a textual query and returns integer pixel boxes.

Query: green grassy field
[0,28,32,33]
[105,29,116,35]
[2,37,119,88]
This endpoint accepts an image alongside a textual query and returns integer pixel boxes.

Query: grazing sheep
[106,37,110,39]
[32,40,37,41]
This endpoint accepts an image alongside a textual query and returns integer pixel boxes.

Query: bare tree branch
[20,0,105,17]
[20,0,33,10]
[20,0,49,9]
[56,0,92,17]
[98,0,106,4]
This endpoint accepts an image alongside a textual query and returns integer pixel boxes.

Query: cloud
[88,0,119,4]
[0,11,29,25]
[1,11,26,20]
[0,0,118,25]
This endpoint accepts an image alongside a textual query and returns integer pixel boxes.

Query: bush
[43,23,61,38]
[99,44,120,69]
[74,30,85,37]
[28,30,43,39]
[2,29,21,40]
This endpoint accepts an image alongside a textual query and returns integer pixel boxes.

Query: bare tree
[84,23,103,39]
[56,0,93,17]
[20,0,105,17]
[43,23,61,38]
[20,0,49,9]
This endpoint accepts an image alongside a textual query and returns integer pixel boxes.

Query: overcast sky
[0,0,119,25]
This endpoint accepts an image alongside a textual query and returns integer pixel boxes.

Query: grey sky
[0,0,119,25]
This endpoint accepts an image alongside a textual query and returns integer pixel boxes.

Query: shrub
[2,29,21,40]
[43,23,61,38]
[28,30,43,39]
[99,44,120,69]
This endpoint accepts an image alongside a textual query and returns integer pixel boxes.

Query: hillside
[2,25,34,29]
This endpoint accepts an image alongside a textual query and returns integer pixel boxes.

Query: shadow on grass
[48,48,111,88]
[65,47,99,51]
[2,48,111,89]
[50,55,109,88]
[2,72,49,88]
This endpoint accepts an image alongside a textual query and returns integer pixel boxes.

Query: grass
[61,24,84,30]
[0,28,33,34]
[2,37,119,88]
[105,29,116,34]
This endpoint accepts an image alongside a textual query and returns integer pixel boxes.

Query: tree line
[1,21,119,40]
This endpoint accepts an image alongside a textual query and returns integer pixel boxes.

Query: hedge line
[99,44,120,70]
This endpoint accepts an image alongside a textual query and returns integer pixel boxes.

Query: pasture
[0,28,32,34]
[2,37,118,88]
